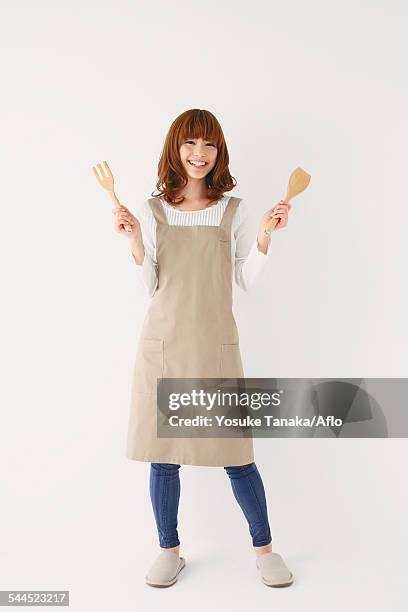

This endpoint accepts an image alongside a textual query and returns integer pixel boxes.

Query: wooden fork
[92,160,133,233]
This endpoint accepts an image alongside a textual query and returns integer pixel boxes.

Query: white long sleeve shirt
[132,195,273,297]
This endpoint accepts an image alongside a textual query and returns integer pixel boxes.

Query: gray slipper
[145,551,186,587]
[256,551,294,587]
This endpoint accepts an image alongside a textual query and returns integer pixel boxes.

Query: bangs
[179,109,222,146]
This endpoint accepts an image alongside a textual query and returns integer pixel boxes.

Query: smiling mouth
[188,160,208,168]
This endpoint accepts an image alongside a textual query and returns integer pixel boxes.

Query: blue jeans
[149,462,272,548]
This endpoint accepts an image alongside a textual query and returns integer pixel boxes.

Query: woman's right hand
[113,204,140,237]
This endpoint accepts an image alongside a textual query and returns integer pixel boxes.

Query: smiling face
[179,136,218,180]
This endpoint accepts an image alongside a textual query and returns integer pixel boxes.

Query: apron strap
[219,196,241,232]
[147,197,169,225]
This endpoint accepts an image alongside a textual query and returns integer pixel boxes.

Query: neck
[177,179,208,202]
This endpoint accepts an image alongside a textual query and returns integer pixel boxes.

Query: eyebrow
[185,137,215,142]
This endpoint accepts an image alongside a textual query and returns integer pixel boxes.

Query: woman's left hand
[261,200,292,232]
[256,200,292,254]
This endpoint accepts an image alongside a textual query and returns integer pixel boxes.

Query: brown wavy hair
[151,109,237,206]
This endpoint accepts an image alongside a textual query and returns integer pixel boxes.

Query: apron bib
[126,196,254,466]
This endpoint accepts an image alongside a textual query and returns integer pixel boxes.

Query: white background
[1,1,407,610]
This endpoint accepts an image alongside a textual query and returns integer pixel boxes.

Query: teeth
[189,160,206,166]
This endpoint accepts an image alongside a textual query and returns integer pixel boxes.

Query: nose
[193,144,207,156]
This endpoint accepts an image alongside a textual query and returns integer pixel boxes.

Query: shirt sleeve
[233,198,273,291]
[131,199,158,297]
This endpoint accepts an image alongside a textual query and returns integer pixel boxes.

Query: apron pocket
[133,338,164,394]
[220,343,244,378]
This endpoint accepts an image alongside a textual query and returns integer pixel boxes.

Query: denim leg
[149,463,181,548]
[224,463,272,547]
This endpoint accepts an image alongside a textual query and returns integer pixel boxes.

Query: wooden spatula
[264,167,311,233]
[92,160,133,233]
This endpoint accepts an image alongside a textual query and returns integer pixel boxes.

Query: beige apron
[126,196,254,466]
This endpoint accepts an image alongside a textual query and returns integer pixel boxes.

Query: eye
[184,139,216,147]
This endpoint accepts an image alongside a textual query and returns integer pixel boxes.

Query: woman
[113,109,293,588]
